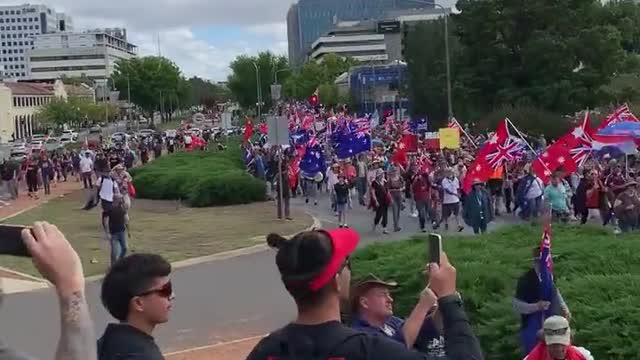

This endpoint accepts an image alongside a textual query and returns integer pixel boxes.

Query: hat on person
[472,178,484,186]
[113,164,124,171]
[272,228,360,293]
[350,274,398,312]
[543,316,571,345]
[625,181,638,188]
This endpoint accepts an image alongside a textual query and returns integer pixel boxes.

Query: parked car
[59,136,74,146]
[45,138,61,152]
[62,129,78,141]
[89,126,102,134]
[10,150,28,161]
[30,134,47,143]
[30,140,44,152]
[137,129,155,138]
[111,132,129,143]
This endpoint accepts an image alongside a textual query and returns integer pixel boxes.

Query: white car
[11,142,27,152]
[45,138,60,152]
[10,150,27,161]
[30,134,47,143]
[59,136,74,146]
[137,129,155,138]
[111,132,129,143]
[62,130,78,141]
[30,140,43,152]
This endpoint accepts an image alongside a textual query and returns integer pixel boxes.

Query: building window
[13,98,17,107]
[11,19,15,23]
[29,25,33,29]
[11,26,15,30]
[17,26,21,30]
[35,25,39,30]
[10,10,15,15]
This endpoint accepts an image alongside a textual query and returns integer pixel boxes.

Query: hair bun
[267,233,287,249]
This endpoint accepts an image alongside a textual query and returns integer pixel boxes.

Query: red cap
[308,228,359,292]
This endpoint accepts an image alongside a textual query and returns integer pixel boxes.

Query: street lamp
[274,68,291,85]
[252,61,262,120]
[408,0,453,120]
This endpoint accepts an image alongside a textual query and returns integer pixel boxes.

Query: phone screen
[0,225,31,257]
[428,233,442,265]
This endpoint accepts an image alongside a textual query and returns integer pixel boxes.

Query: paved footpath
[0,192,521,359]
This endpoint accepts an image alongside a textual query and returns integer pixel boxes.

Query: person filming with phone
[246,228,484,360]
[0,222,97,360]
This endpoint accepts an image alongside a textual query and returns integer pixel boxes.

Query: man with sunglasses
[247,228,484,360]
[98,254,173,360]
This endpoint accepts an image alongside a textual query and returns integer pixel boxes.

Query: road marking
[163,334,266,356]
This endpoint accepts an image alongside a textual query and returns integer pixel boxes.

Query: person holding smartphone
[0,222,97,360]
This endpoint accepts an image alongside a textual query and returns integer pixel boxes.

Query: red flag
[397,134,418,153]
[448,117,462,133]
[243,116,253,142]
[462,119,511,193]
[260,123,268,135]
[532,112,593,183]
[417,153,433,174]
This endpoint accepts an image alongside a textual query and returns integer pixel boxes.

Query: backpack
[266,325,370,360]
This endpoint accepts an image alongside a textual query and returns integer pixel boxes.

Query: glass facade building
[287,0,432,66]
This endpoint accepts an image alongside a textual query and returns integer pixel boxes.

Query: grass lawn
[0,191,312,277]
[353,224,640,359]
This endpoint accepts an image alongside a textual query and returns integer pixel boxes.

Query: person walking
[463,180,493,234]
[413,172,436,232]
[334,173,351,228]
[80,152,94,189]
[441,169,464,232]
[107,197,128,265]
[370,169,390,234]
[24,156,39,200]
[387,167,405,232]
[277,164,292,221]
[356,154,368,206]
[38,153,54,196]
[111,164,134,211]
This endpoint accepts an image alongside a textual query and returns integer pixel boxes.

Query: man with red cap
[246,228,484,360]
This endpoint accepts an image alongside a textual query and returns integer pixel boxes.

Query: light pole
[409,0,453,119]
[252,61,262,120]
[274,68,291,85]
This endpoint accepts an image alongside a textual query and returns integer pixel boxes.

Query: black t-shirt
[246,321,428,360]
[108,206,127,234]
[95,157,109,172]
[98,323,164,360]
[335,183,350,204]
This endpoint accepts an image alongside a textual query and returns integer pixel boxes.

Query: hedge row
[352,224,639,359]
[130,146,266,207]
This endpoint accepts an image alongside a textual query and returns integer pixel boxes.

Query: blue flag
[410,117,428,134]
[300,145,325,175]
[333,130,371,159]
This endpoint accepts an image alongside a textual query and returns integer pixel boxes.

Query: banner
[424,132,440,150]
[439,128,460,149]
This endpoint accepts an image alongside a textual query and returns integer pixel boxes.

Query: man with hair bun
[247,228,484,360]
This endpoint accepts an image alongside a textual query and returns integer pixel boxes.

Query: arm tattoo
[55,290,97,360]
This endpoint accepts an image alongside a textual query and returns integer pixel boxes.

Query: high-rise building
[28,28,137,81]
[0,4,73,79]
[287,0,433,66]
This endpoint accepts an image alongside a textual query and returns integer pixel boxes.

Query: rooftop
[2,82,54,95]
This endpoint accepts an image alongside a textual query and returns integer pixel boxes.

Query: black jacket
[97,323,164,360]
[245,294,484,360]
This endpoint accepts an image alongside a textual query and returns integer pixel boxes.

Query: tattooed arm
[21,222,97,360]
[56,289,97,360]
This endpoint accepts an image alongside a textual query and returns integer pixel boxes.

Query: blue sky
[8,0,294,81]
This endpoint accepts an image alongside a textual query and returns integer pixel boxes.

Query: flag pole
[454,118,478,149]
[506,118,552,173]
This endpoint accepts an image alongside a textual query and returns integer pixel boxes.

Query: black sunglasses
[137,281,173,299]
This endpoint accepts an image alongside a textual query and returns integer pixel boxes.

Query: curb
[2,209,321,291]
[84,213,322,284]
[164,334,266,357]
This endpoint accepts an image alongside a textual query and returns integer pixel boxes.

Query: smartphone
[0,225,31,257]
[428,233,442,265]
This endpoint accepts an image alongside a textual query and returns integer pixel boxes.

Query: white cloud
[0,0,296,80]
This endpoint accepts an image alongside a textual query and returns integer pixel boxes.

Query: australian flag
[300,144,325,175]
[409,117,428,134]
[333,119,371,159]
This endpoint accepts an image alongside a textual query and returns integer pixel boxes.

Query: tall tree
[112,56,189,122]
[284,54,358,100]
[227,52,289,112]
[188,76,231,108]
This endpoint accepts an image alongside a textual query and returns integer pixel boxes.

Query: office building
[287,0,433,66]
[28,28,137,81]
[0,4,73,79]
[310,20,400,63]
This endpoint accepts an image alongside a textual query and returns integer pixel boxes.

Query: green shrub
[352,224,640,359]
[132,145,265,207]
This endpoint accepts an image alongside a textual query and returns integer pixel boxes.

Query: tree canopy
[38,97,118,130]
[405,0,640,132]
[187,76,231,109]
[227,51,289,112]
[284,54,358,101]
[112,56,190,122]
